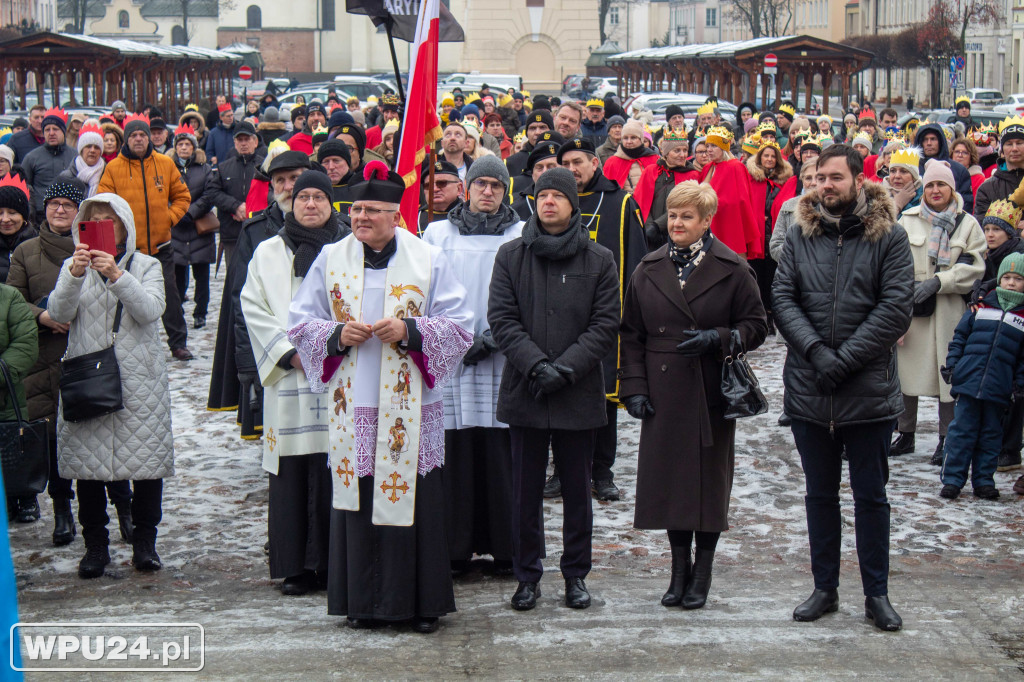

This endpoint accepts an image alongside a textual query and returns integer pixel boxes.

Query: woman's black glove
[913,277,941,305]
[676,329,719,357]
[940,365,953,385]
[528,361,574,399]
[808,343,845,393]
[462,331,499,366]
[623,395,655,420]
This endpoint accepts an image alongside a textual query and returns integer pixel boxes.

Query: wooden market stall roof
[0,31,243,117]
[606,35,873,111]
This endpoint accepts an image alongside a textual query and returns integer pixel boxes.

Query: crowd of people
[4,82,1024,637]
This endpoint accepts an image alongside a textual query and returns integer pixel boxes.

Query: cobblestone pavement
[9,274,1024,679]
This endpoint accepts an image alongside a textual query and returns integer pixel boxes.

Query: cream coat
[895,193,986,400]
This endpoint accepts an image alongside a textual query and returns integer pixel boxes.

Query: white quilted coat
[48,194,174,481]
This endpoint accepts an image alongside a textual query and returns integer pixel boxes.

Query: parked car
[993,94,1024,116]
[440,72,523,92]
[565,77,618,100]
[965,88,1003,107]
[921,109,1006,128]
[331,75,395,104]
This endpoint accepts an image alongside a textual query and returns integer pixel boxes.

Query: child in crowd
[940,253,1024,500]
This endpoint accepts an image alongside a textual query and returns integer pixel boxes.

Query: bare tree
[723,0,792,39]
[177,0,234,46]
[599,0,613,45]
[64,0,98,34]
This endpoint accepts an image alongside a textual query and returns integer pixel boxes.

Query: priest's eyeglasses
[350,206,396,216]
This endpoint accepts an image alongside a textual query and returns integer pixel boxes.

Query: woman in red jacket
[698,126,760,259]
[746,139,792,333]
[603,120,659,192]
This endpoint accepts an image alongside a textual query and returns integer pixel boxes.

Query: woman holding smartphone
[48,193,173,579]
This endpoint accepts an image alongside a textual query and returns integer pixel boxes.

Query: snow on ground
[9,271,1024,679]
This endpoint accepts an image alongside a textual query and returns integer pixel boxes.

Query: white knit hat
[76,119,103,153]
[0,144,13,167]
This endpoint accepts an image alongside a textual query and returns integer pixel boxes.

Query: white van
[440,73,523,93]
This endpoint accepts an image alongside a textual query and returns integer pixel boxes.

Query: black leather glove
[176,212,195,231]
[913,277,941,305]
[676,329,719,357]
[462,334,494,366]
[551,362,575,384]
[623,395,655,420]
[808,343,845,392]
[940,365,954,385]
[528,361,570,399]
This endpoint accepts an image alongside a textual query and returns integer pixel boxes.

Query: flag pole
[385,20,407,102]
[427,147,436,225]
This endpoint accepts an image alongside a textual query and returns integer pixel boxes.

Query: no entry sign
[764,53,777,75]
[238,65,252,80]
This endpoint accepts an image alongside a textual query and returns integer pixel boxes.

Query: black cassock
[268,453,331,579]
[327,470,455,621]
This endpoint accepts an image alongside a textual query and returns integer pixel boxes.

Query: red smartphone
[78,220,117,256]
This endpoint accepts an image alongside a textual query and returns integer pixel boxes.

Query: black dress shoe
[411,616,439,634]
[682,548,714,609]
[865,595,902,631]
[940,484,961,499]
[193,315,206,330]
[929,436,946,465]
[973,485,1000,500]
[543,474,561,499]
[281,574,311,596]
[793,588,839,621]
[998,450,1023,471]
[347,617,373,629]
[592,478,620,501]
[51,498,76,546]
[511,581,540,610]
[78,545,111,579]
[15,496,39,523]
[661,543,691,607]
[777,413,792,427]
[564,577,591,609]
[889,431,915,457]
[131,540,162,571]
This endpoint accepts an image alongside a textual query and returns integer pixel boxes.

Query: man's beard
[821,185,857,211]
[275,192,292,214]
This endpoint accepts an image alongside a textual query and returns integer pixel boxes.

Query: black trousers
[267,453,331,579]
[78,478,162,547]
[154,247,187,351]
[441,427,514,562]
[791,419,893,597]
[509,426,595,583]
[174,263,211,319]
[750,257,776,314]
[592,401,618,483]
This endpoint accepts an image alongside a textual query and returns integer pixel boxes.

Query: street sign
[950,55,965,71]
[764,66,777,75]
[238,65,252,81]
[950,69,965,89]
[764,53,777,68]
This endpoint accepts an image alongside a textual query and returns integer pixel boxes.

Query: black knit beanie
[0,185,30,223]
[533,167,578,211]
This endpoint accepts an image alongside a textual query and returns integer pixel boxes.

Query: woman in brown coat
[619,180,767,610]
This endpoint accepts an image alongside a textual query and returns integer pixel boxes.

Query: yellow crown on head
[889,148,920,167]
[697,102,717,116]
[980,123,998,137]
[985,199,1023,226]
[0,127,10,139]
[955,95,971,107]
[758,138,781,152]
[851,131,873,146]
[707,125,733,141]
[586,98,604,109]
[184,103,199,112]
[312,122,329,136]
[779,103,796,116]
[800,133,823,147]
[513,130,526,142]
[663,126,688,141]
[1000,115,1024,134]
[757,120,777,134]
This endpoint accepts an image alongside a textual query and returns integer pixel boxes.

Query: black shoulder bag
[58,255,134,423]
[0,358,49,496]
[721,329,769,420]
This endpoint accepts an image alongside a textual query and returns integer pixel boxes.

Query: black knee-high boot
[682,548,715,609]
[662,539,691,607]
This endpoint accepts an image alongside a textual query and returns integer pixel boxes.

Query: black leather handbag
[0,359,49,497]
[721,329,769,420]
[58,255,133,423]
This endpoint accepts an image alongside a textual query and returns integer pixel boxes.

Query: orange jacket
[97,147,191,255]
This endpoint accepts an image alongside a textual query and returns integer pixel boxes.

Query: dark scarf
[657,157,695,177]
[669,230,713,287]
[987,236,1023,278]
[621,144,655,160]
[364,235,397,270]
[283,211,341,277]
[817,188,869,234]
[521,211,588,261]
[447,201,520,236]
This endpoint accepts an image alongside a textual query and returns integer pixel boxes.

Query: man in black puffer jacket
[773,144,913,633]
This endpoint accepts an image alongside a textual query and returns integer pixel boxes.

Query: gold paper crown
[985,199,1022,226]
[943,127,954,141]
[756,120,777,134]
[999,115,1024,134]
[662,127,688,141]
[800,133,823,148]
[851,132,873,146]
[184,103,199,113]
[0,127,10,138]
[312,122,329,137]
[513,130,526,142]
[758,138,782,152]
[707,125,733,141]
[698,102,719,116]
[586,98,604,109]
[779,103,796,116]
[741,136,761,154]
[955,95,971,107]
[889,148,920,168]
[791,128,811,142]
[980,123,998,137]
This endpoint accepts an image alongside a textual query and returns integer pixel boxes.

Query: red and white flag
[394,0,442,232]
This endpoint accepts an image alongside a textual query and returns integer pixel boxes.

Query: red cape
[365,125,383,150]
[603,153,658,190]
[698,159,761,258]
[970,172,985,199]
[863,154,880,182]
[633,163,699,221]
[246,178,270,216]
[288,132,313,155]
[771,175,799,226]
[748,177,783,253]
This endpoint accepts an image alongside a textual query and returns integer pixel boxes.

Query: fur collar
[795,180,896,242]
[258,121,286,131]
[745,154,793,184]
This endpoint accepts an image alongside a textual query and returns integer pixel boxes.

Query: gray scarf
[920,199,958,266]
[521,211,588,261]
[447,201,520,236]
[817,187,868,230]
